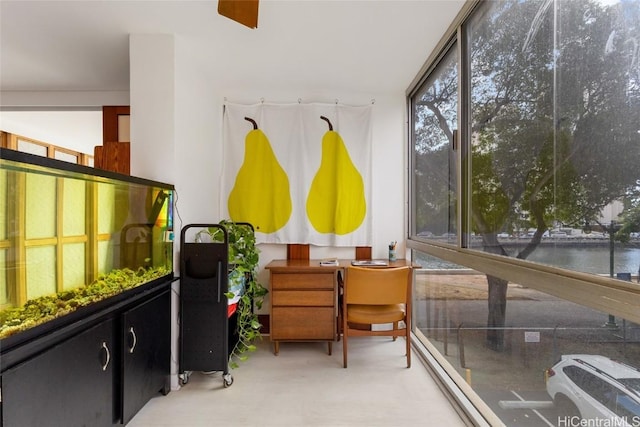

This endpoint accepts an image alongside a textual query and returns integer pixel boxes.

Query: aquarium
[0,148,174,340]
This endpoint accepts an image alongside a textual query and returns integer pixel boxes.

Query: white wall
[0,110,102,154]
[2,31,410,389]
[129,34,176,185]
[171,35,407,266]
[129,32,409,286]
[130,34,409,389]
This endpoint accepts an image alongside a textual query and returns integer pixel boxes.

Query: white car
[546,354,640,424]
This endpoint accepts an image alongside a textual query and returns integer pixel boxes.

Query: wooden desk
[266,259,341,355]
[265,259,416,355]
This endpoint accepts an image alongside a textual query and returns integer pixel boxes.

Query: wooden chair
[342,265,412,368]
[337,246,372,341]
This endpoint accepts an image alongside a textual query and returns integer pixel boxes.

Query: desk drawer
[271,272,334,290]
[272,290,333,306]
[271,307,334,340]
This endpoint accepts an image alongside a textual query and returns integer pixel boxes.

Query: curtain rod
[223,97,376,105]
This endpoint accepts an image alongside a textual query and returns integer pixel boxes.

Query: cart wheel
[179,371,191,386]
[223,373,234,388]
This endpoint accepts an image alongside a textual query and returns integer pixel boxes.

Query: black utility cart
[179,224,233,387]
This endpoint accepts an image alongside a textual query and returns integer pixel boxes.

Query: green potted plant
[205,220,268,368]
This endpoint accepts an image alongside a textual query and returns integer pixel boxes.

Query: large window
[409,1,640,425]
[466,0,640,274]
[411,44,458,245]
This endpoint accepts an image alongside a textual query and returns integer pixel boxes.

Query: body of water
[526,245,640,276]
[417,243,640,277]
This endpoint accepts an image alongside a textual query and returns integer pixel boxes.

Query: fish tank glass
[0,148,174,340]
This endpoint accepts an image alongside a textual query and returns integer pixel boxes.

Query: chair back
[345,266,411,305]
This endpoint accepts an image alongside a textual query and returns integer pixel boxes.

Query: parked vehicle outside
[546,354,640,425]
[417,231,434,238]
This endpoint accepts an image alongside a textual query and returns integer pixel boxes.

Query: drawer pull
[128,326,137,354]
[101,341,111,371]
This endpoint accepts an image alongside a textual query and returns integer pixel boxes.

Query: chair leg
[406,330,411,368]
[337,298,342,342]
[337,272,343,342]
[392,321,398,341]
[343,323,348,368]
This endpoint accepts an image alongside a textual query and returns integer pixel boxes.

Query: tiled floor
[127,336,467,426]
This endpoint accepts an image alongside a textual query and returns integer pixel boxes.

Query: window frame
[406,0,640,326]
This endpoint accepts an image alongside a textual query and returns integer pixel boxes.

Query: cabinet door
[121,290,171,424]
[2,319,116,427]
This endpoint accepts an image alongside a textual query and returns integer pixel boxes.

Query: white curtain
[221,102,372,246]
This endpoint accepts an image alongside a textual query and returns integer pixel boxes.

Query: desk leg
[328,341,332,355]
[273,341,280,356]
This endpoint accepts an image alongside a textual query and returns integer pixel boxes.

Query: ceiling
[0,0,465,100]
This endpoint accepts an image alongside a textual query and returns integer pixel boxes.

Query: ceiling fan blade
[218,0,259,29]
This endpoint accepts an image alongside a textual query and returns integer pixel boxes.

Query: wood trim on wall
[287,244,310,260]
[0,131,8,148]
[97,106,131,175]
[355,246,372,260]
[102,106,130,144]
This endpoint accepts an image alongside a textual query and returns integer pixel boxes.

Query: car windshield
[617,394,640,418]
[618,378,640,395]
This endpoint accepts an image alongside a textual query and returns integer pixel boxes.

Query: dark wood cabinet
[2,319,117,427]
[121,290,171,424]
[0,280,171,427]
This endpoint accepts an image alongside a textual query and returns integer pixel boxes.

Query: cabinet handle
[217,260,222,303]
[101,341,111,371]
[128,326,137,354]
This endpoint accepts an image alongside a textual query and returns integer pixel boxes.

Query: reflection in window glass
[467,0,640,277]
[467,0,554,254]
[63,243,85,290]
[97,183,115,235]
[0,251,6,305]
[408,1,640,424]
[26,246,56,299]
[63,178,86,236]
[0,169,5,241]
[414,251,460,270]
[410,45,458,244]
[26,173,56,239]
[412,253,640,426]
[617,394,640,418]
[98,240,114,276]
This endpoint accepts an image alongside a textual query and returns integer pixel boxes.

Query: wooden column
[95,106,130,174]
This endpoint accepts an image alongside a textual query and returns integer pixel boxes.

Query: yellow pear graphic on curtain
[306,116,366,234]
[228,117,292,233]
